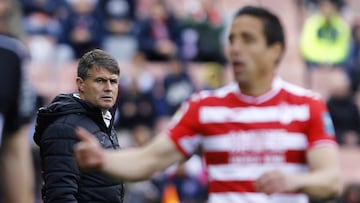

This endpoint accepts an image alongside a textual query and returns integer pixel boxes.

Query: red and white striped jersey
[166,77,337,203]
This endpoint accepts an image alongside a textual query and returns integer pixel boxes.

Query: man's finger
[75,127,95,143]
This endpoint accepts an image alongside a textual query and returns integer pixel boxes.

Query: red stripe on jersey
[204,150,306,165]
[286,150,306,163]
[197,121,310,138]
[209,180,256,193]
[204,151,229,165]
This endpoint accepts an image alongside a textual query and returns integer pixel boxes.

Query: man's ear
[76,77,85,93]
[270,42,284,65]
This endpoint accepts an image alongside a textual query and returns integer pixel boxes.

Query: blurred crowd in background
[2,0,360,202]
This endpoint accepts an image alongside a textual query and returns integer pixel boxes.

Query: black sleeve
[40,123,80,203]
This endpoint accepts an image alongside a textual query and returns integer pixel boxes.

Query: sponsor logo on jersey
[322,112,335,136]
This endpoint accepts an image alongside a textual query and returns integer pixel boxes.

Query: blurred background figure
[155,154,208,203]
[60,0,105,59]
[181,0,226,65]
[0,0,26,39]
[99,0,138,62]
[20,0,65,41]
[339,183,360,203]
[136,0,182,61]
[163,57,194,115]
[300,0,351,98]
[0,0,38,202]
[20,0,70,63]
[346,23,360,96]
[115,52,157,131]
[326,68,360,146]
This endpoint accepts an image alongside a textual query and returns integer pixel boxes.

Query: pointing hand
[74,127,105,171]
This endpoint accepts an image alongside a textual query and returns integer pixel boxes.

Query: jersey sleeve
[166,94,203,157]
[307,97,337,148]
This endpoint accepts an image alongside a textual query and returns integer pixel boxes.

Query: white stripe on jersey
[202,130,308,152]
[202,78,320,104]
[208,163,308,181]
[208,192,309,203]
[199,104,310,124]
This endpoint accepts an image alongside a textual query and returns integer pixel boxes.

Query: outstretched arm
[74,127,185,181]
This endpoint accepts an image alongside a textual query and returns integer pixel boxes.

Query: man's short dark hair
[234,6,285,50]
[77,49,120,79]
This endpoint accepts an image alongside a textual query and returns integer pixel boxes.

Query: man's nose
[104,80,113,90]
[230,40,243,56]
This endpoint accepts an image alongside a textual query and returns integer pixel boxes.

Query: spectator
[181,0,226,64]
[21,0,64,40]
[1,0,26,39]
[136,0,182,61]
[98,0,136,35]
[326,69,360,146]
[115,52,156,130]
[120,51,156,94]
[300,0,350,68]
[163,57,194,115]
[115,77,156,130]
[154,154,208,203]
[340,183,360,203]
[60,0,105,59]
[346,24,360,94]
[20,0,70,66]
[33,49,125,202]
[300,0,351,95]
[74,6,341,203]
[99,0,138,62]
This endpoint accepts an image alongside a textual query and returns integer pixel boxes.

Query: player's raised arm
[74,127,185,181]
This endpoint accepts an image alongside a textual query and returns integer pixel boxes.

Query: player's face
[228,15,278,86]
[77,67,119,112]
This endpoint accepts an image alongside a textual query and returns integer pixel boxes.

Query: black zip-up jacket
[33,94,124,203]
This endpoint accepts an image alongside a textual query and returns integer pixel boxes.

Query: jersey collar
[235,76,283,104]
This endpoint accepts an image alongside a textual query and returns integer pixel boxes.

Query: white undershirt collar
[235,76,283,104]
[73,93,112,127]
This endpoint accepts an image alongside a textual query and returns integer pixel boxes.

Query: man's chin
[99,103,114,110]
[235,77,249,84]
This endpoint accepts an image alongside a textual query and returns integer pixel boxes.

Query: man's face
[77,67,119,112]
[228,15,279,85]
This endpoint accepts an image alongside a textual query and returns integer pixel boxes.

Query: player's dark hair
[234,6,285,50]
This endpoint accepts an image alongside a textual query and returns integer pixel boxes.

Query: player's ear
[271,42,284,65]
[76,77,85,93]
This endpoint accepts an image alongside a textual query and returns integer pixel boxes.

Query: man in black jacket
[33,49,124,202]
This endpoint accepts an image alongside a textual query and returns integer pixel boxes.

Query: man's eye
[96,79,105,83]
[243,35,255,43]
[229,35,234,43]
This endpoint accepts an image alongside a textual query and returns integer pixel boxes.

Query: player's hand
[255,170,299,195]
[74,127,105,171]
